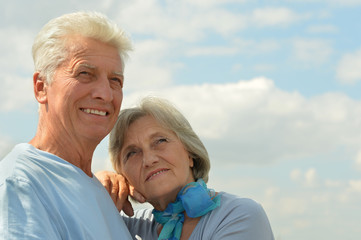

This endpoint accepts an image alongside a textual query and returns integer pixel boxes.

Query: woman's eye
[156,138,168,144]
[125,151,136,160]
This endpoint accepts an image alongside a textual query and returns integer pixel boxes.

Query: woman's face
[119,115,195,210]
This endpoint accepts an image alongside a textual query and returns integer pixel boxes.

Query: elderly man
[0,12,134,239]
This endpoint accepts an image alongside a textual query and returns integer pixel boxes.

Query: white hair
[32,11,132,84]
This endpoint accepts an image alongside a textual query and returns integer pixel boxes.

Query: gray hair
[109,97,211,183]
[32,11,132,84]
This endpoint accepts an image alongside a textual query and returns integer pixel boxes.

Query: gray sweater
[121,192,274,240]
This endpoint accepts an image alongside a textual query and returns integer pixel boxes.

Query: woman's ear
[189,155,194,168]
[33,72,48,104]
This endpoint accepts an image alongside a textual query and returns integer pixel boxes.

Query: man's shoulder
[0,143,30,182]
[0,143,67,187]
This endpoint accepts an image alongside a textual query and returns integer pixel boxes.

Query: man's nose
[92,75,113,102]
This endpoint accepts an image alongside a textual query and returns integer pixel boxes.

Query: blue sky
[1,1,361,239]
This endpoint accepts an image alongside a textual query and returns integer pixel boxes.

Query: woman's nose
[142,151,159,167]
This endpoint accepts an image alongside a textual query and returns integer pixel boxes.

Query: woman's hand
[95,170,145,216]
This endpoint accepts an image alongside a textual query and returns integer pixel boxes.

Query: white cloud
[0,28,34,73]
[355,151,361,172]
[324,179,342,188]
[265,186,280,199]
[306,24,338,34]
[185,46,239,57]
[252,63,276,72]
[123,77,361,165]
[0,27,36,111]
[336,48,361,84]
[0,136,15,160]
[250,7,309,27]
[231,63,243,72]
[290,168,319,187]
[338,178,361,204]
[115,3,313,45]
[348,180,361,192]
[116,0,246,42]
[279,197,308,215]
[292,38,333,65]
[124,39,177,91]
[329,0,361,6]
[290,169,302,181]
[182,0,248,7]
[259,166,361,240]
[0,74,34,111]
[304,168,317,187]
[282,0,361,6]
[185,38,280,57]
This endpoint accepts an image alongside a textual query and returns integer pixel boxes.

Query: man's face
[44,36,124,143]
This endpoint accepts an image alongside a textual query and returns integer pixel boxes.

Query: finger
[129,185,146,203]
[114,174,130,200]
[110,180,119,204]
[95,172,112,194]
[121,199,134,216]
[116,181,129,206]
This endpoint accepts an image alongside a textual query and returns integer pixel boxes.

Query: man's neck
[29,131,97,177]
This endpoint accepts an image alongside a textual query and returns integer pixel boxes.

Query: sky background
[1,0,361,239]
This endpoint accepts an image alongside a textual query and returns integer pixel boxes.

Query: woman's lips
[146,168,169,181]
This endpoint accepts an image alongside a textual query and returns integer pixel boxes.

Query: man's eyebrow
[113,71,124,78]
[78,63,96,69]
[78,64,123,77]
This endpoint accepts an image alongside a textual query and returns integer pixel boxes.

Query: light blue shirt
[0,143,132,239]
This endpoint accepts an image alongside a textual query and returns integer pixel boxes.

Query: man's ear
[33,72,48,104]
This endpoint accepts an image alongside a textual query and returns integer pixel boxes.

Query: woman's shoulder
[219,191,256,203]
[218,191,265,215]
[203,192,272,230]
[190,192,274,239]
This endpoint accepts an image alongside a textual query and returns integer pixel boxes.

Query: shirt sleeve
[0,177,61,239]
[210,197,275,240]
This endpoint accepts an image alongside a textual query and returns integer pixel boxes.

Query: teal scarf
[152,179,221,240]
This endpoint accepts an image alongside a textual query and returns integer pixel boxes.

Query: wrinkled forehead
[64,35,121,60]
[59,36,123,71]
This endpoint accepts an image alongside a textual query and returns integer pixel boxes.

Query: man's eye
[110,77,123,88]
[111,78,122,84]
[79,71,90,75]
[77,71,94,80]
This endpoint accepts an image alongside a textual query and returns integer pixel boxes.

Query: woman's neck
[149,187,183,211]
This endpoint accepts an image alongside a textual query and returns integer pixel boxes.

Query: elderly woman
[103,97,274,240]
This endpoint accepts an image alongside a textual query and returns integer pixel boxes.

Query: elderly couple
[0,12,274,240]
